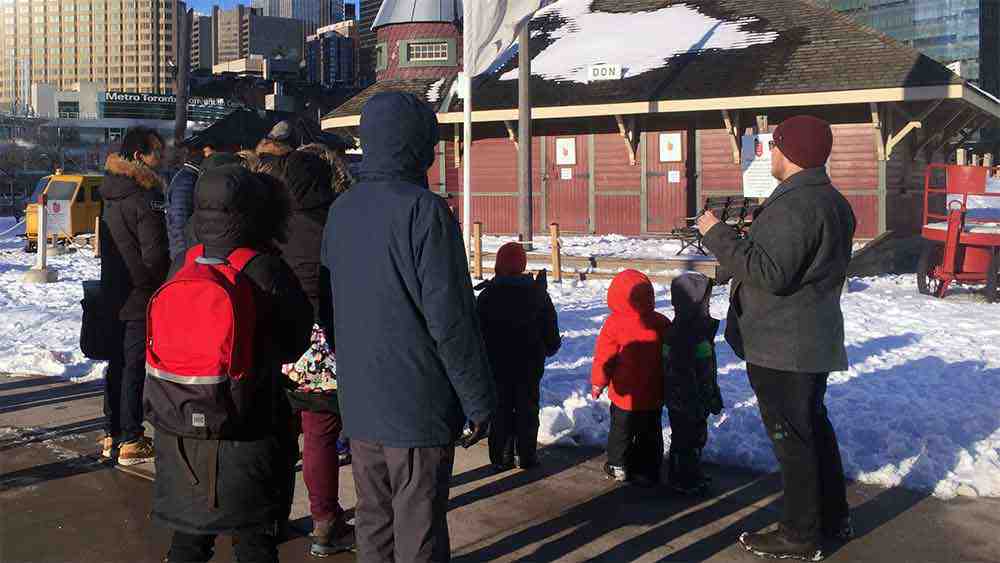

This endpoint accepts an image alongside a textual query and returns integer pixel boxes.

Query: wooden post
[93,216,100,257]
[549,223,562,283]
[984,153,994,168]
[957,148,968,165]
[517,22,534,251]
[472,222,483,280]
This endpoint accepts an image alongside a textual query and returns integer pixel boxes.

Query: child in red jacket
[591,269,671,486]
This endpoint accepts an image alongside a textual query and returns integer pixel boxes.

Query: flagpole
[462,1,473,253]
[517,21,533,250]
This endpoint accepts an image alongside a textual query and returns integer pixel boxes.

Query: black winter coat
[476,274,561,381]
[702,167,856,373]
[99,155,170,321]
[165,160,200,260]
[151,165,313,535]
[664,274,722,418]
[322,92,497,448]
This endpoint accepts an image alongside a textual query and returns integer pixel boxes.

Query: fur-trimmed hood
[256,138,294,158]
[104,154,165,191]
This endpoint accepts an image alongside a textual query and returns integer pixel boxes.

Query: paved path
[2,375,998,563]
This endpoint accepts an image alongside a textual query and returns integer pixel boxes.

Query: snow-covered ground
[0,217,104,381]
[1,218,998,499]
[482,234,714,261]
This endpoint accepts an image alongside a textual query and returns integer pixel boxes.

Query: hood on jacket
[192,165,289,250]
[671,272,712,321]
[495,242,527,277]
[102,154,165,199]
[256,138,294,158]
[284,150,335,211]
[358,92,438,187]
[608,269,655,316]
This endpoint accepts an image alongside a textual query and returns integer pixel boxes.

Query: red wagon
[919,164,1000,302]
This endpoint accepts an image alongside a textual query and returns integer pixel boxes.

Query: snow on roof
[372,0,461,30]
[426,77,447,104]
[499,0,779,83]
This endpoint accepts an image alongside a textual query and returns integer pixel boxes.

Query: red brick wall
[376,23,462,81]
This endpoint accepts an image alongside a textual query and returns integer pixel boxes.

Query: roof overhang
[322,83,1000,130]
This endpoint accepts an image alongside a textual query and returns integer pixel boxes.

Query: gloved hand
[461,419,491,448]
[591,385,606,400]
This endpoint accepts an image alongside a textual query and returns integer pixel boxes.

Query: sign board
[43,179,77,236]
[556,138,577,165]
[741,133,779,198]
[659,133,682,162]
[668,170,681,184]
[101,92,239,121]
[587,63,623,82]
[560,168,573,180]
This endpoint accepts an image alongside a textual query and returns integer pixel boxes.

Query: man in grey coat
[698,115,856,562]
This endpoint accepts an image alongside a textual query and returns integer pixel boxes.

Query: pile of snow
[0,217,104,381]
[501,1,780,83]
[482,234,713,261]
[2,220,999,499]
[537,275,1000,499]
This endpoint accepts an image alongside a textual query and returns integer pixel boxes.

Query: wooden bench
[668,196,762,255]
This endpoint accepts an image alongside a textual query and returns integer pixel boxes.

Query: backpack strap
[184,244,205,267]
[227,248,259,272]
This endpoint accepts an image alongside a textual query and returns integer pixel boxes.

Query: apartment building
[212,5,304,65]
[190,13,212,71]
[1,0,180,112]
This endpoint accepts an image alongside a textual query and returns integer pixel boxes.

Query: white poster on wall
[556,138,577,165]
[668,170,681,183]
[660,133,683,162]
[560,168,573,180]
[741,133,779,198]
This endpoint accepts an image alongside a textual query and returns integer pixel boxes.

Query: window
[375,42,387,71]
[399,38,456,67]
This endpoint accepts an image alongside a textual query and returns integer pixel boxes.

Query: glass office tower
[816,0,1000,94]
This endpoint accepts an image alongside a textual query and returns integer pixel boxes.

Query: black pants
[104,320,146,443]
[352,440,455,563]
[667,408,708,452]
[167,530,277,563]
[489,376,541,465]
[607,405,663,481]
[747,364,849,541]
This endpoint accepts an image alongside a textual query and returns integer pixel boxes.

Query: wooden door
[646,131,689,233]
[546,135,590,233]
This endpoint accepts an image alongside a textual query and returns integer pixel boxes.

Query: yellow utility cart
[24,172,103,252]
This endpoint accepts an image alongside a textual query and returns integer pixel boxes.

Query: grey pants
[352,440,455,563]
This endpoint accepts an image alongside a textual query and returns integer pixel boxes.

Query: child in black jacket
[477,242,562,471]
[665,272,723,494]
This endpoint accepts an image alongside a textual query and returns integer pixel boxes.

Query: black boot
[669,449,707,495]
[822,514,854,542]
[739,526,823,561]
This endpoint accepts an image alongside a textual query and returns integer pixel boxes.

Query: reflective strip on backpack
[146,364,228,385]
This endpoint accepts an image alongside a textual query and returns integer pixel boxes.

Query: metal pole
[461,0,472,252]
[36,200,46,271]
[517,23,533,250]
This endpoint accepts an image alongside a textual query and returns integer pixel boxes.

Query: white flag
[464,0,551,77]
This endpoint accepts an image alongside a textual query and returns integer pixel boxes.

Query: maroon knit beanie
[773,116,833,169]
[495,242,527,277]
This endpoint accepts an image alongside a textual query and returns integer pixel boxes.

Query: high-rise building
[213,5,304,65]
[345,2,357,22]
[815,0,1000,95]
[191,14,213,71]
[253,0,281,17]
[320,0,346,29]
[358,0,382,86]
[0,0,180,110]
[305,19,356,86]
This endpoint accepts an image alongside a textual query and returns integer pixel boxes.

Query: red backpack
[143,244,259,439]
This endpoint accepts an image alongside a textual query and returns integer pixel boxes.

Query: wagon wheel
[986,250,1000,304]
[917,242,944,297]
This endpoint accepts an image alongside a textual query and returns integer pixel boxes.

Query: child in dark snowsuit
[665,272,723,494]
[591,269,671,486]
[477,242,562,471]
